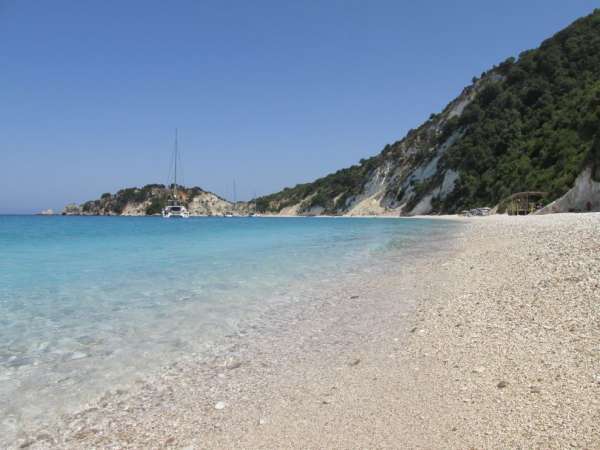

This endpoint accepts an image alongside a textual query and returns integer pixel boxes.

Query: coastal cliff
[66,10,600,218]
[62,185,239,216]
[255,10,600,216]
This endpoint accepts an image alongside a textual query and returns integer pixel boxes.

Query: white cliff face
[356,83,484,217]
[345,162,393,216]
[260,77,485,217]
[340,105,468,216]
[121,202,150,216]
[278,204,303,216]
[537,167,600,213]
[345,160,396,216]
[187,192,232,216]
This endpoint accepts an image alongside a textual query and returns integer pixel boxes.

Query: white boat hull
[162,205,190,219]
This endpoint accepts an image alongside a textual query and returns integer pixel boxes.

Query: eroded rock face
[120,202,151,216]
[537,167,600,214]
[188,192,232,216]
[256,81,482,217]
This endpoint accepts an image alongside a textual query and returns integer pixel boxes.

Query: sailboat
[162,129,190,219]
[224,180,236,217]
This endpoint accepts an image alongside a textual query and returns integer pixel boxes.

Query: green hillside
[439,9,600,211]
[256,9,600,214]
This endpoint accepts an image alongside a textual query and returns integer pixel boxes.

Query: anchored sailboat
[162,129,190,219]
[224,179,236,217]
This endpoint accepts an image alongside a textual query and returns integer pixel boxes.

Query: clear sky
[1,0,597,213]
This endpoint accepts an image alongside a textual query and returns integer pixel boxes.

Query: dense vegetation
[255,156,379,213]
[438,9,600,211]
[256,9,600,214]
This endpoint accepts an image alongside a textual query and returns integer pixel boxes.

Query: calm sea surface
[0,215,456,438]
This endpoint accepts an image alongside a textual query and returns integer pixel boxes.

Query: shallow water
[0,215,456,439]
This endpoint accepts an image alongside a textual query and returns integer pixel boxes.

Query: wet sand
[17,213,600,449]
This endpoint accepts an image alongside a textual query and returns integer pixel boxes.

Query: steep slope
[255,9,600,215]
[536,166,600,213]
[62,184,234,216]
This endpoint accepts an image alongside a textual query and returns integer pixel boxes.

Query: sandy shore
[18,213,600,449]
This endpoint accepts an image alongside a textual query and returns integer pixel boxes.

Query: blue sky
[0,0,597,213]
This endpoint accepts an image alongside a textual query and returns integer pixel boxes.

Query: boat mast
[174,128,178,201]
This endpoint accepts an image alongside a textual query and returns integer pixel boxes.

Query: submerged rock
[70,352,88,360]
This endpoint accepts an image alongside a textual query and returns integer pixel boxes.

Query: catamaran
[162,129,190,219]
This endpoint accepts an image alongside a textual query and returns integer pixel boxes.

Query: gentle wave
[0,215,456,440]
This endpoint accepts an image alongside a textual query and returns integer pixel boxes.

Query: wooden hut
[499,192,548,215]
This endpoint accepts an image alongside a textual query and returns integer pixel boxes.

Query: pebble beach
[15,213,600,449]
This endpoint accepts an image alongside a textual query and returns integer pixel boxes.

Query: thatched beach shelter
[498,192,549,215]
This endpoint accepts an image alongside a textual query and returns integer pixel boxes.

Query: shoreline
[17,212,478,221]
[15,213,600,448]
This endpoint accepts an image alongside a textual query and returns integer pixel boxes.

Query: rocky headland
[61,184,253,217]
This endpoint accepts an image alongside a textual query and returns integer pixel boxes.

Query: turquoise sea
[0,215,455,439]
